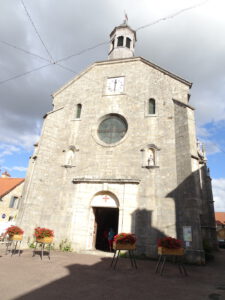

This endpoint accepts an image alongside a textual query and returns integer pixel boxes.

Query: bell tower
[108,19,137,60]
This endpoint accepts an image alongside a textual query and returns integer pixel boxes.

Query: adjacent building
[215,212,225,229]
[0,171,24,233]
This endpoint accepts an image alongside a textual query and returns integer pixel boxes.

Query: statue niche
[63,145,78,168]
[141,144,160,169]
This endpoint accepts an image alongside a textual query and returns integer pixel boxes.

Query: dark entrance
[93,207,119,251]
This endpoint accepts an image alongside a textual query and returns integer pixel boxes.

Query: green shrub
[27,237,36,248]
[59,239,73,252]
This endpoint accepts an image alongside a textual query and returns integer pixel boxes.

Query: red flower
[34,227,54,239]
[5,226,24,236]
[113,233,136,245]
[158,236,183,249]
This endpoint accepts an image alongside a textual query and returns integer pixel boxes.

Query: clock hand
[114,79,117,91]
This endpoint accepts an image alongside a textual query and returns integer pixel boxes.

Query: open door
[93,207,119,251]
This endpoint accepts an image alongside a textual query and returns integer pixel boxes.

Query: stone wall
[16,57,213,262]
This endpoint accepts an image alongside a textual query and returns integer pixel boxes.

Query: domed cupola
[108,18,137,60]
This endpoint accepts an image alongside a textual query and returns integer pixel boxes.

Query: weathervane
[124,10,128,24]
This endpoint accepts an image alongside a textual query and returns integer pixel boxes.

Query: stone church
[17,21,216,263]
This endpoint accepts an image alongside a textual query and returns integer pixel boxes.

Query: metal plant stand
[155,254,187,276]
[6,240,22,257]
[32,241,52,260]
[110,249,137,269]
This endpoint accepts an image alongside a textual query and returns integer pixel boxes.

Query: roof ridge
[0,178,25,198]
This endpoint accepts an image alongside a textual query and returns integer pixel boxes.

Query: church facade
[17,22,216,263]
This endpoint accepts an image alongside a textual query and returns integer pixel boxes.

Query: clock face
[106,77,124,94]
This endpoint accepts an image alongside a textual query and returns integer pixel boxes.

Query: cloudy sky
[0,0,225,211]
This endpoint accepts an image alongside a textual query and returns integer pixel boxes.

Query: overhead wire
[0,0,55,86]
[55,41,109,64]
[136,0,210,31]
[0,63,52,85]
[55,62,109,85]
[0,40,51,63]
[0,1,220,183]
[4,0,216,175]
[55,62,105,85]
[55,63,79,75]
[21,0,55,62]
[56,0,210,64]
[0,0,210,87]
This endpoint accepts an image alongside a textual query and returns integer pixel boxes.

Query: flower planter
[113,241,136,250]
[5,226,24,239]
[158,247,184,256]
[36,237,53,244]
[34,227,54,244]
[9,234,23,241]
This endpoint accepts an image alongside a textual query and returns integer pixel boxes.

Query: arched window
[117,36,124,47]
[76,104,82,119]
[148,98,156,114]
[126,37,131,48]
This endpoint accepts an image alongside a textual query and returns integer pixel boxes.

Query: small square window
[9,196,18,208]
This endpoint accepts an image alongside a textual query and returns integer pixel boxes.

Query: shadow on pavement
[12,250,225,300]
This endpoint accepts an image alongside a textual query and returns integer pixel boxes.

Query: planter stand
[6,239,23,257]
[110,242,137,269]
[5,235,23,257]
[155,247,187,276]
[32,239,52,260]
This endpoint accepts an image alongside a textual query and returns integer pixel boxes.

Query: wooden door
[93,219,97,248]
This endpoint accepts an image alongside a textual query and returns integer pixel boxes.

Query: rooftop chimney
[1,171,11,178]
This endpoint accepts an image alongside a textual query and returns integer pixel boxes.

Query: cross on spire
[124,11,128,24]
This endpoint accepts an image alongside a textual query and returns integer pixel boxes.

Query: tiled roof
[215,212,225,225]
[0,178,24,198]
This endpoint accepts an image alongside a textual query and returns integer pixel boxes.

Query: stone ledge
[72,178,140,184]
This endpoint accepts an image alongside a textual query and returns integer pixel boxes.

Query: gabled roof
[53,56,192,98]
[0,178,24,198]
[215,212,225,225]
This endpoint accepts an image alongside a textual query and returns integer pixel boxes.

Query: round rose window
[97,114,128,144]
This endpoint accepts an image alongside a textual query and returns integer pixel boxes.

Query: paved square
[0,248,224,300]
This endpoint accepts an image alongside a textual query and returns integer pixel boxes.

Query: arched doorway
[91,192,119,251]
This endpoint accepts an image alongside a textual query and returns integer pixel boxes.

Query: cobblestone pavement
[0,248,225,300]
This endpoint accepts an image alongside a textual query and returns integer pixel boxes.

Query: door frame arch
[87,191,120,250]
[90,191,120,208]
